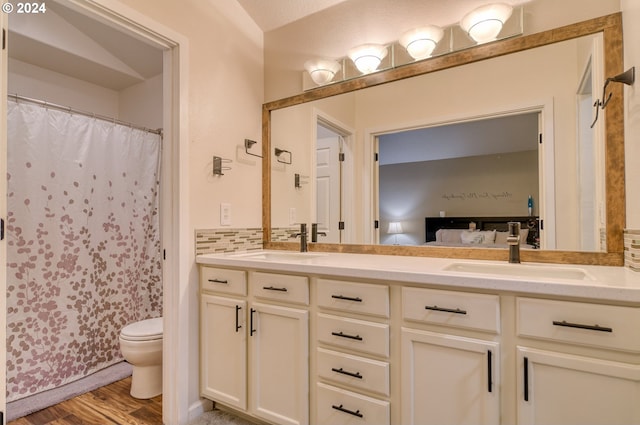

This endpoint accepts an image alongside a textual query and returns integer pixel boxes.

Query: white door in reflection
[316,129,342,243]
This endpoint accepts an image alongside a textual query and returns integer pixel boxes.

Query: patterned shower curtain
[6,101,163,402]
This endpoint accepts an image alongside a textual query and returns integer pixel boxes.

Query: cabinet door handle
[331,331,363,341]
[331,404,363,418]
[425,305,467,315]
[250,308,256,336]
[524,356,529,402]
[331,294,363,302]
[487,350,493,393]
[331,367,363,379]
[235,305,242,332]
[208,278,228,284]
[263,285,288,292]
[552,320,612,333]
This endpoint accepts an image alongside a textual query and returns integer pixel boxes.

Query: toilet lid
[121,317,163,341]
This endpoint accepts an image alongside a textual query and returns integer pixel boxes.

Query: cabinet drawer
[317,279,389,318]
[200,267,246,296]
[317,313,389,358]
[250,271,309,305]
[517,297,640,352]
[316,383,390,425]
[403,287,500,334]
[317,348,390,396]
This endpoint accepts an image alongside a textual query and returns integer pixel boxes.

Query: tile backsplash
[195,228,263,255]
[624,229,640,271]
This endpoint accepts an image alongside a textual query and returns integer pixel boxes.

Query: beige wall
[622,0,640,229]
[8,59,120,117]
[118,0,264,231]
[379,150,539,245]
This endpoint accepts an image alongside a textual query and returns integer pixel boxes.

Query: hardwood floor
[8,377,163,425]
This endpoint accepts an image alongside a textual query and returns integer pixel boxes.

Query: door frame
[363,101,556,248]
[312,108,355,243]
[2,1,191,423]
[1,9,9,425]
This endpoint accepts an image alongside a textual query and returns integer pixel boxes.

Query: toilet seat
[120,317,163,341]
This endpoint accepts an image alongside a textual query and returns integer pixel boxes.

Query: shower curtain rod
[8,93,163,136]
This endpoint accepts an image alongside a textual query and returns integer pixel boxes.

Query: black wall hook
[591,66,635,128]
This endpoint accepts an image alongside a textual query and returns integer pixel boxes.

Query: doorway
[1,1,184,423]
[370,109,550,247]
[313,112,354,244]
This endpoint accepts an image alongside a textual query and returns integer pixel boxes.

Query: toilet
[119,317,163,399]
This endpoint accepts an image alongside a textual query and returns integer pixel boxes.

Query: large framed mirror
[262,13,625,266]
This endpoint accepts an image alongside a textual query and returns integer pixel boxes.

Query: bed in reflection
[425,216,540,249]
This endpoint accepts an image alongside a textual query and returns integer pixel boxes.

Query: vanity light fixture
[460,3,513,44]
[304,59,342,85]
[348,44,388,74]
[400,25,444,60]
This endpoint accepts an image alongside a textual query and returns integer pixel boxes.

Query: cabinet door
[518,347,640,425]
[200,294,247,410]
[250,302,309,425]
[401,328,500,425]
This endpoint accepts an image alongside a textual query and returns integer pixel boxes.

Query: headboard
[425,216,540,245]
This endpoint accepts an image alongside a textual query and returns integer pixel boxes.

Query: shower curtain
[6,101,163,402]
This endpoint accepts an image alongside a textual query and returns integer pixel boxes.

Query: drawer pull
[263,285,288,292]
[250,308,256,336]
[331,331,363,341]
[208,278,228,284]
[332,404,363,418]
[331,294,363,302]
[552,320,613,333]
[235,305,242,332]
[425,305,467,315]
[524,357,529,402]
[487,350,493,393]
[331,367,363,379]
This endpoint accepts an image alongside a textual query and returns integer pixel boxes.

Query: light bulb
[348,44,388,74]
[304,59,341,85]
[460,3,513,44]
[400,26,444,60]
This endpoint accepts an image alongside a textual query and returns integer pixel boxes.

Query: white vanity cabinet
[200,267,248,409]
[198,252,640,425]
[516,297,640,425]
[200,267,309,425]
[315,278,391,425]
[401,287,501,425]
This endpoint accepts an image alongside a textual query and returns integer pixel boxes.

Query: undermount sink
[444,262,594,281]
[230,251,323,262]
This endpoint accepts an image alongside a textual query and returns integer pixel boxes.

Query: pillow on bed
[460,230,484,244]
[479,230,496,244]
[460,230,496,244]
[436,229,466,243]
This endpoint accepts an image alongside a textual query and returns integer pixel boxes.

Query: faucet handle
[311,223,327,242]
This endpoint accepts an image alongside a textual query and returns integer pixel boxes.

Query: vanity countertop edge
[196,251,640,304]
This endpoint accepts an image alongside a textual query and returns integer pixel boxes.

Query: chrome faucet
[311,223,327,243]
[292,223,308,252]
[507,222,521,263]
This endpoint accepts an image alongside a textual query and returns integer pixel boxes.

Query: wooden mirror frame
[262,13,625,266]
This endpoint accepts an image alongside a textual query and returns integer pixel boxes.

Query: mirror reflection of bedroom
[377,112,543,249]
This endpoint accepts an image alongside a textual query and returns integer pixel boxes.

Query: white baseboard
[188,398,214,422]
